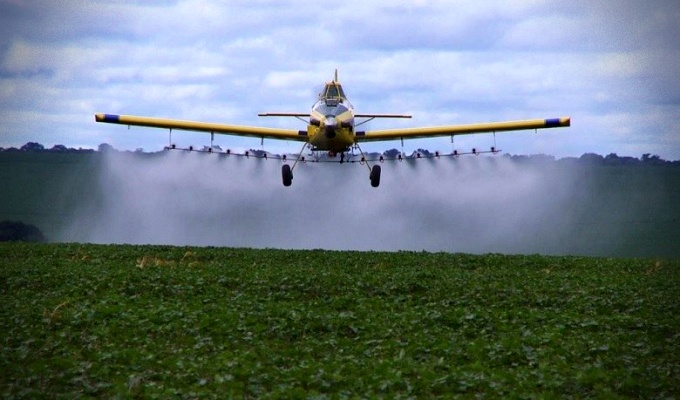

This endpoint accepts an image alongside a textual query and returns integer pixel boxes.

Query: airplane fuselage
[305,79,357,153]
[307,98,355,153]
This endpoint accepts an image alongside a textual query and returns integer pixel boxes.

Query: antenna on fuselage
[334,68,338,82]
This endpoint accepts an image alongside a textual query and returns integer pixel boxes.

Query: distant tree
[579,153,605,165]
[604,153,623,166]
[98,143,115,152]
[528,154,555,163]
[248,149,267,158]
[641,153,662,165]
[20,142,45,152]
[619,156,640,166]
[0,221,47,243]
[50,144,69,153]
[383,148,401,158]
[508,154,530,162]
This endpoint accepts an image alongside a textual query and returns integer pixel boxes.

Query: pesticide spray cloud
[62,150,595,254]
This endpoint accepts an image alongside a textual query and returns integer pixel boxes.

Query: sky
[1,0,679,160]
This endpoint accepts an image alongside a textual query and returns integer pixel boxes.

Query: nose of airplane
[324,116,336,138]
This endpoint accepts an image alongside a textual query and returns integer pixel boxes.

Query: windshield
[321,83,346,100]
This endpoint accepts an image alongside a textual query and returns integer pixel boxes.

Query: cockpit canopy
[320,82,346,101]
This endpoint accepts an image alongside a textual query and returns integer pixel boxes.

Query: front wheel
[370,165,381,187]
[282,164,293,187]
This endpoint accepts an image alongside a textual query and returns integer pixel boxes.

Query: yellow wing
[355,117,571,142]
[94,114,308,142]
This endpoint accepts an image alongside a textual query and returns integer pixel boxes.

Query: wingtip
[94,113,120,123]
[545,117,571,128]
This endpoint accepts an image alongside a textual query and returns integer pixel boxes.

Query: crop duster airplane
[95,70,570,187]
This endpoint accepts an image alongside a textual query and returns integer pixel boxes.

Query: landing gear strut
[354,144,382,188]
[281,142,308,187]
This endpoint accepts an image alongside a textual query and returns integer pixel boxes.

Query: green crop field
[1,243,678,398]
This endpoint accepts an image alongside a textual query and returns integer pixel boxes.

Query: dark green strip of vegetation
[1,243,678,398]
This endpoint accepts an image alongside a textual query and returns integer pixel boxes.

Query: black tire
[370,165,381,187]
[282,164,293,187]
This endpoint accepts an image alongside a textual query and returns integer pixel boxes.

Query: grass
[1,243,678,398]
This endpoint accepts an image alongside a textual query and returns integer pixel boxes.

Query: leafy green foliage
[1,243,678,398]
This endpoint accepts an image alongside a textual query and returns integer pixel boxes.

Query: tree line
[2,142,678,167]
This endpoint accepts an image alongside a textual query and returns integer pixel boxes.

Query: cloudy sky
[1,0,679,159]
